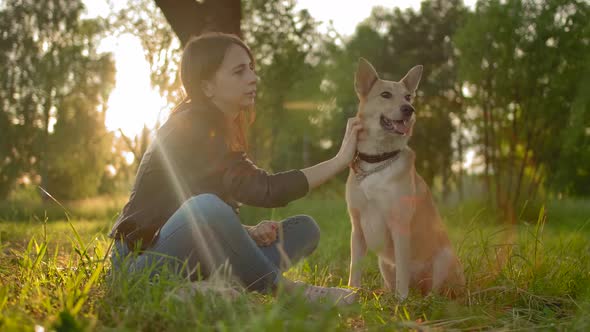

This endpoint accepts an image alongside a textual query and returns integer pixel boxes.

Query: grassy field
[1,189,589,331]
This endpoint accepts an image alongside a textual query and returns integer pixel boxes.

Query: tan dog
[346,58,465,299]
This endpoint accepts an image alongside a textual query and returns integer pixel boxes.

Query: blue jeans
[111,194,320,292]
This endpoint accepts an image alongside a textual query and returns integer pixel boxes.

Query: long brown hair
[174,32,255,151]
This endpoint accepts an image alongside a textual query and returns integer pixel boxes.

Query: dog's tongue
[393,121,410,134]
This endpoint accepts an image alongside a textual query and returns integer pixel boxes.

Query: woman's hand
[335,117,363,168]
[300,117,363,190]
[247,220,279,247]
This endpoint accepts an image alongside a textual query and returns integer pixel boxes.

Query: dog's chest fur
[348,149,414,252]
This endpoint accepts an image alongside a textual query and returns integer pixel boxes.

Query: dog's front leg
[391,224,410,300]
[390,195,416,300]
[348,208,366,288]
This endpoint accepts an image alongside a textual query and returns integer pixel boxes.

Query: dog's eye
[380,91,392,99]
[404,94,412,102]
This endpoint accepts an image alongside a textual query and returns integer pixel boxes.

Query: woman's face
[203,44,257,117]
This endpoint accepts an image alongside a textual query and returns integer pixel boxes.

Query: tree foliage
[454,0,590,214]
[242,0,330,170]
[3,0,583,206]
[0,0,115,199]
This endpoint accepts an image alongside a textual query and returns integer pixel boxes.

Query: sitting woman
[109,32,363,305]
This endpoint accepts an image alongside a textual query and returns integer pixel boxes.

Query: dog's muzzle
[380,114,411,135]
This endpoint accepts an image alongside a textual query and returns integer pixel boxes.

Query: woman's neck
[210,99,240,120]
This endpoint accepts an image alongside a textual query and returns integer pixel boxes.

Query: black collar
[357,150,401,163]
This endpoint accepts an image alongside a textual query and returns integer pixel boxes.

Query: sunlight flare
[101,34,169,138]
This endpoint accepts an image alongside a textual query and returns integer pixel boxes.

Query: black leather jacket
[109,103,309,249]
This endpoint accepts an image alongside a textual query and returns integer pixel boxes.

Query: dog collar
[351,150,402,182]
[357,150,400,163]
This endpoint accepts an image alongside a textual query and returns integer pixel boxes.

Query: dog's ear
[401,65,423,94]
[355,58,379,98]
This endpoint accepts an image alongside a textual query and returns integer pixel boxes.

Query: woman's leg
[122,193,281,292]
[257,216,357,304]
[110,195,356,304]
[110,237,131,272]
[257,215,321,271]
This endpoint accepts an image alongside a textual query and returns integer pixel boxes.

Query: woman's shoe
[294,281,357,305]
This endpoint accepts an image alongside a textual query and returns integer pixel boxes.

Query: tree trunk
[154,0,241,45]
[505,102,518,206]
[456,117,464,201]
[513,131,532,211]
[303,127,310,167]
[529,165,544,201]
[39,89,54,201]
[526,158,541,202]
[482,94,491,204]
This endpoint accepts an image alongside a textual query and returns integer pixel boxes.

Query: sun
[101,34,169,138]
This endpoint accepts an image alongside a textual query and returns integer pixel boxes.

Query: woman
[110,32,363,305]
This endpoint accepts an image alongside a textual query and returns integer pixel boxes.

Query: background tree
[108,0,184,177]
[154,0,241,45]
[546,58,590,196]
[98,133,137,195]
[242,0,330,170]
[454,0,590,218]
[0,0,115,200]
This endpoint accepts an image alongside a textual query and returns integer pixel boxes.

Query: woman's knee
[183,194,233,219]
[180,194,240,230]
[184,193,227,210]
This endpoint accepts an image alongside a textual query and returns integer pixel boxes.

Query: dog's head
[355,58,423,153]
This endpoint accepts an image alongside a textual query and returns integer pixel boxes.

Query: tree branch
[154,0,241,46]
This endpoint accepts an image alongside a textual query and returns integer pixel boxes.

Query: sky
[84,0,476,139]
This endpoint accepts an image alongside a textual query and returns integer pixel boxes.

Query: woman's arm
[301,117,363,190]
[221,154,309,208]
[198,117,362,208]
[300,157,347,190]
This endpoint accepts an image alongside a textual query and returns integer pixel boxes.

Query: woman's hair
[174,32,255,151]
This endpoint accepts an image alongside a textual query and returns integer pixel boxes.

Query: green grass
[1,191,589,331]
